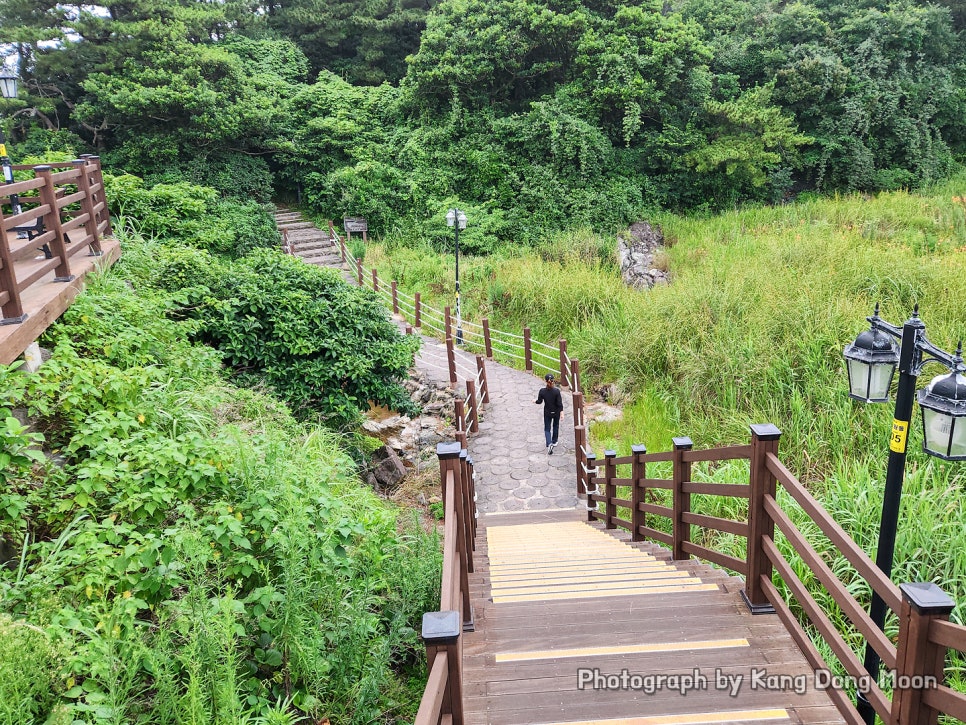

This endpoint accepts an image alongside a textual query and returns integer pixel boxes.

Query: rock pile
[617,221,669,288]
[360,370,460,490]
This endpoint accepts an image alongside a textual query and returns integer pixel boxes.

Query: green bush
[104,174,280,258]
[155,247,420,427]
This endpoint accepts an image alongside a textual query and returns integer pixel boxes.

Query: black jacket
[535,386,563,415]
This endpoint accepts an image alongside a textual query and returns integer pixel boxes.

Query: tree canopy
[3,0,965,238]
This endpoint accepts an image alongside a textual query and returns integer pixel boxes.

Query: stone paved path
[273,207,580,515]
[399,319,579,513]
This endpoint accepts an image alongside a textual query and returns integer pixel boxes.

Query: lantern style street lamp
[445,208,467,346]
[0,66,21,218]
[844,304,966,725]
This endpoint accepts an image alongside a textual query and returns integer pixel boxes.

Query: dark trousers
[544,412,560,446]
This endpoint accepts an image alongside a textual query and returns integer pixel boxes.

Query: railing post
[420,610,463,724]
[465,455,478,541]
[571,358,580,396]
[743,423,781,614]
[71,159,102,254]
[892,582,954,725]
[88,156,113,237]
[482,318,493,358]
[0,205,26,324]
[34,166,74,282]
[355,257,363,286]
[330,221,347,263]
[604,450,617,529]
[559,339,569,387]
[415,292,422,328]
[438,442,472,632]
[406,324,413,335]
[466,379,479,433]
[572,390,584,433]
[524,327,532,371]
[446,337,458,386]
[371,268,379,292]
[454,398,465,434]
[459,449,475,576]
[574,423,586,496]
[586,451,597,521]
[391,281,399,315]
[672,436,694,560]
[476,355,489,404]
[631,444,647,542]
[445,306,452,341]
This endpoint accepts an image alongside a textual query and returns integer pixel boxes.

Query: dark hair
[544,373,555,381]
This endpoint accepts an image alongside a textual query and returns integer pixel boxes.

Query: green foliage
[264,0,439,85]
[153,246,420,427]
[7,0,966,239]
[0,231,440,723]
[104,174,280,257]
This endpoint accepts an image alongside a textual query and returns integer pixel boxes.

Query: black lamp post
[0,67,20,218]
[445,208,467,345]
[843,304,966,725]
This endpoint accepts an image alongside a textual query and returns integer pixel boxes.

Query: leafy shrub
[104,174,279,257]
[155,247,420,427]
[0,231,440,722]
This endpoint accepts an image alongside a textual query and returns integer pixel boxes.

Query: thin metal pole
[455,214,463,346]
[857,311,923,725]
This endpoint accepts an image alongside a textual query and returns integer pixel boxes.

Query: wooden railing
[0,156,112,323]
[328,223,578,389]
[415,442,478,725]
[582,424,966,725]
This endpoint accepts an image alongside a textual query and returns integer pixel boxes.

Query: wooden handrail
[766,452,902,614]
[0,159,113,324]
[763,494,897,669]
[415,652,448,724]
[577,424,966,724]
[929,618,966,650]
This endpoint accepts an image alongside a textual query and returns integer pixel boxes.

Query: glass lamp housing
[918,371,966,460]
[0,72,17,100]
[843,327,899,403]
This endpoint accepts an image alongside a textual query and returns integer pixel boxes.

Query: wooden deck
[0,233,120,364]
[463,510,845,725]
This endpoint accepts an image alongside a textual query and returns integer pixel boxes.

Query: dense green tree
[263,0,440,84]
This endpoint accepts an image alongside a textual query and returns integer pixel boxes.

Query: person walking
[535,373,564,454]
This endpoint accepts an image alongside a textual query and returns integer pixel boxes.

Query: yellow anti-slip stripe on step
[490,566,674,583]
[489,552,657,566]
[495,637,749,662]
[489,559,666,574]
[534,709,789,725]
[491,573,696,597]
[490,571,693,592]
[493,582,720,603]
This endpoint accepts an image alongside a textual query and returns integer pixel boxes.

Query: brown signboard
[343,217,368,233]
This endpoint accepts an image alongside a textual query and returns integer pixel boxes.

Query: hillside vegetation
[0,181,438,723]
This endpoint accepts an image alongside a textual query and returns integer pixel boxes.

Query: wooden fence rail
[415,442,479,725]
[582,423,966,725]
[0,157,110,324]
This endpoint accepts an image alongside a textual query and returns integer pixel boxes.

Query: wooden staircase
[462,510,844,725]
[273,206,353,281]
